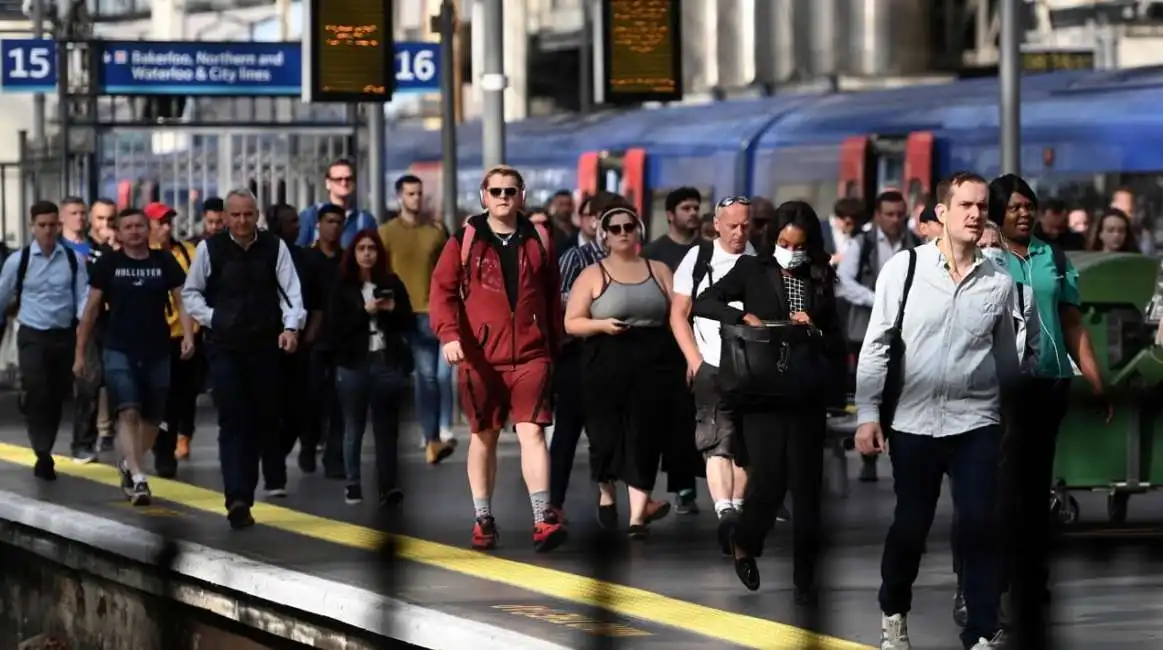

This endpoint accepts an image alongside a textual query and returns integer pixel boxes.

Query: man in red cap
[144,202,203,476]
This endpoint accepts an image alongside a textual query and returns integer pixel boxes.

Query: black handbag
[880,249,917,429]
[718,320,833,407]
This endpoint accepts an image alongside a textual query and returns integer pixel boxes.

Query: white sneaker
[970,630,1007,649]
[880,613,911,650]
[439,427,456,443]
[418,435,428,449]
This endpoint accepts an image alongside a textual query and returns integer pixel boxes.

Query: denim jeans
[336,353,408,491]
[879,426,1002,649]
[411,314,453,440]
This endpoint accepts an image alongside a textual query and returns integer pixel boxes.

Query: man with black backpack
[0,200,89,480]
[669,196,756,553]
[181,188,306,529]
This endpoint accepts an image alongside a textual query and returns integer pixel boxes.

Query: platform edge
[0,489,571,650]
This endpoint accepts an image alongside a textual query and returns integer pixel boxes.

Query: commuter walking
[144,202,202,476]
[0,201,88,480]
[669,195,756,548]
[182,189,306,529]
[258,203,314,498]
[986,174,1110,650]
[302,203,346,476]
[378,175,456,461]
[199,197,226,241]
[564,201,678,538]
[1087,207,1140,253]
[838,190,920,482]
[550,191,613,514]
[694,200,846,599]
[855,172,1019,650]
[86,198,118,454]
[428,165,566,552]
[643,187,706,514]
[296,158,377,248]
[326,230,415,506]
[74,207,193,505]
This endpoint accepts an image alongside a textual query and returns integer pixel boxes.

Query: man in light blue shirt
[295,158,377,248]
[855,172,1017,650]
[0,200,89,480]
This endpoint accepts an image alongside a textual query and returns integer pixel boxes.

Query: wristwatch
[284,328,298,335]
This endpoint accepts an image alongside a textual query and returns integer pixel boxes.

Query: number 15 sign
[1,39,58,93]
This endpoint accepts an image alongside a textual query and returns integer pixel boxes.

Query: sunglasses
[717,195,751,209]
[606,222,638,236]
[328,176,354,184]
[487,187,519,198]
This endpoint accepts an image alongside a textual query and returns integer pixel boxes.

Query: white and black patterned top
[782,275,807,314]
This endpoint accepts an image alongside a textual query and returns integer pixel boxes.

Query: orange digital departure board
[305,0,394,103]
[599,0,682,105]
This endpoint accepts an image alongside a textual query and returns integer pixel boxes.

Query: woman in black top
[693,200,845,600]
[325,229,417,507]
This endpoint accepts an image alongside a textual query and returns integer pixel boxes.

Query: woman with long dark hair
[1087,207,1140,253]
[693,200,845,599]
[325,229,418,506]
[564,200,678,538]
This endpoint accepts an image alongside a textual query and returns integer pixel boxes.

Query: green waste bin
[1050,251,1163,524]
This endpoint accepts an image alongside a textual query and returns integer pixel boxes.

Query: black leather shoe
[953,586,968,628]
[734,555,760,591]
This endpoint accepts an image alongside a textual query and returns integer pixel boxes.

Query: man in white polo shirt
[670,196,755,555]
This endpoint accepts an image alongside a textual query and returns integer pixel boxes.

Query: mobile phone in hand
[374,288,395,301]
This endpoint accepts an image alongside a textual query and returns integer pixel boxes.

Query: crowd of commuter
[4,156,1156,650]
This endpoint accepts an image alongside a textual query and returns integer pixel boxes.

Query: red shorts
[458,357,553,433]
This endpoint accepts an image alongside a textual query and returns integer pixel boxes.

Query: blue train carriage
[386,112,619,220]
[571,95,820,238]
[750,70,1092,215]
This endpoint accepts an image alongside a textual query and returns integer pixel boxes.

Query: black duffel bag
[718,320,835,408]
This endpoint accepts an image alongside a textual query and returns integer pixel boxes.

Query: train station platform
[0,404,1160,649]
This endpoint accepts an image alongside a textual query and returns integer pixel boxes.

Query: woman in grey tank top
[563,203,681,539]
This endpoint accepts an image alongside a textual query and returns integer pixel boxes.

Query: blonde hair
[480,165,525,190]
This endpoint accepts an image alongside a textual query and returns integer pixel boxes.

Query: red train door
[903,131,935,207]
[576,148,647,217]
[837,136,873,200]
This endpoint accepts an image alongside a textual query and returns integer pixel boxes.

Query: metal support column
[439,0,459,231]
[56,38,70,198]
[367,105,386,220]
[31,0,46,148]
[480,0,506,168]
[999,0,1021,175]
[579,0,592,114]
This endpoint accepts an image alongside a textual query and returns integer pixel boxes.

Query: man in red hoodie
[429,165,566,552]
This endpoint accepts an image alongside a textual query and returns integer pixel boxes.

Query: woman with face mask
[692,200,846,601]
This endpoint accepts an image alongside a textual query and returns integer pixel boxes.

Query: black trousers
[306,347,344,472]
[206,341,279,509]
[549,342,585,509]
[154,336,205,463]
[880,427,1002,648]
[261,345,309,489]
[735,407,826,589]
[17,326,75,457]
[72,336,103,453]
[1003,379,1069,649]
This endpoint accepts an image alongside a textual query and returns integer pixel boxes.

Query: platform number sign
[1,39,59,93]
[394,42,441,94]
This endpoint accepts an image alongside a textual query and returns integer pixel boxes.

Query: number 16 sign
[1,39,58,93]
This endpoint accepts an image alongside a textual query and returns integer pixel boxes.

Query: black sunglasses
[487,187,519,198]
[716,195,751,209]
[607,221,638,236]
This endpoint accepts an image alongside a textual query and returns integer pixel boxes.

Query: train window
[876,155,904,193]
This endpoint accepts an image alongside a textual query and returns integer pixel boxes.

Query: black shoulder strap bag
[716,266,832,409]
[879,249,918,430]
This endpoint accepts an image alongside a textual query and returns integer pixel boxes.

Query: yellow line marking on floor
[0,442,871,650]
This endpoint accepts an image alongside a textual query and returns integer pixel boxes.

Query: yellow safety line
[0,441,872,650]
